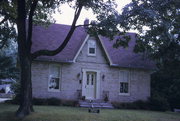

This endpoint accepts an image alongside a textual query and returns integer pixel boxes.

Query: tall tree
[0,0,117,117]
[117,0,180,109]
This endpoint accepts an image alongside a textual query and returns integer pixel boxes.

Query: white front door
[85,72,96,99]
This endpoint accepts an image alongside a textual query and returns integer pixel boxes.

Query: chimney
[84,18,89,26]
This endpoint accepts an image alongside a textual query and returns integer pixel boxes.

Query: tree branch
[75,23,94,28]
[27,0,38,54]
[31,4,83,59]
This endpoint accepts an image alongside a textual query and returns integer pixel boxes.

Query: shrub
[47,98,61,106]
[11,94,20,104]
[133,100,150,110]
[33,98,48,105]
[61,100,78,107]
[148,95,170,111]
[112,100,149,110]
[112,102,134,109]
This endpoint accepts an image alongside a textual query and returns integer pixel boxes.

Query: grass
[0,103,180,121]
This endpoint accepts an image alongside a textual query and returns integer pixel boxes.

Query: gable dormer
[74,36,110,64]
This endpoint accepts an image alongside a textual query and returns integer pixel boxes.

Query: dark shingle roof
[31,24,87,62]
[31,24,155,70]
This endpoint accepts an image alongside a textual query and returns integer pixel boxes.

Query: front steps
[79,100,114,109]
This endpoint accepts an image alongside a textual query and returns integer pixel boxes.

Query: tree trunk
[16,56,34,118]
[16,0,34,118]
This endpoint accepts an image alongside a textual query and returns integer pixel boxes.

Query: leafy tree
[0,40,18,80]
[117,0,180,109]
[0,0,117,117]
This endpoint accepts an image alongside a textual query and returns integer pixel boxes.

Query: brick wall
[32,37,151,102]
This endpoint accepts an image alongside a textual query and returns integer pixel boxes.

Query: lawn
[0,103,180,121]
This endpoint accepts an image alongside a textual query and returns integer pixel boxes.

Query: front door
[85,72,96,99]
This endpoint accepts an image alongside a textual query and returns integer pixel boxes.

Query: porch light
[102,74,105,81]
[77,73,82,84]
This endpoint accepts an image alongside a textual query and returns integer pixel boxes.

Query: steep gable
[75,36,110,64]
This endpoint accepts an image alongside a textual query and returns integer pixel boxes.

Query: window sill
[48,89,60,92]
[119,93,130,96]
[87,54,96,56]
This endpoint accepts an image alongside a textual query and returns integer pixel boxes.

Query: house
[31,21,155,103]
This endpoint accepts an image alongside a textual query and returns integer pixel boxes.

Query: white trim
[73,34,113,65]
[48,64,61,92]
[73,35,90,62]
[98,35,113,65]
[87,39,96,56]
[82,69,101,99]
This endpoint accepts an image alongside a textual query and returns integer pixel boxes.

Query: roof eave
[34,58,74,64]
[110,63,155,71]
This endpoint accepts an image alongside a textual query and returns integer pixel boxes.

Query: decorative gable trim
[73,34,113,65]
[73,35,90,62]
[98,36,113,65]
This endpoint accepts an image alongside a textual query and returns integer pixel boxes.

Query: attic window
[88,40,96,56]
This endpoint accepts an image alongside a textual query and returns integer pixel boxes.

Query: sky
[53,0,132,25]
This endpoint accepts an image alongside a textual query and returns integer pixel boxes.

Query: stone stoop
[79,100,114,109]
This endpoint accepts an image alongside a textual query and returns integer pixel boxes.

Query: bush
[112,100,149,110]
[133,100,150,110]
[33,98,78,107]
[112,102,137,109]
[47,98,61,106]
[62,100,78,107]
[148,95,170,111]
[33,98,48,105]
[11,94,20,104]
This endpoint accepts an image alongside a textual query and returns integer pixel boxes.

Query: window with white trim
[88,40,96,56]
[48,65,60,91]
[119,71,129,95]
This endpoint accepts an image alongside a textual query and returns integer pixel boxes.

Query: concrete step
[79,100,114,109]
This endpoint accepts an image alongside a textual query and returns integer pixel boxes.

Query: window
[119,71,130,95]
[48,65,60,91]
[88,40,96,56]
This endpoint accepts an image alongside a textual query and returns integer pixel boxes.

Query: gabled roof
[31,24,155,70]
[100,34,155,70]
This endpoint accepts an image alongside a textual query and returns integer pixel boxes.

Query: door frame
[82,69,100,100]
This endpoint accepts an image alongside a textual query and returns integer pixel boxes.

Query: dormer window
[88,40,96,56]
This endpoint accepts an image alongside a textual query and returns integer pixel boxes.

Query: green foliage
[112,98,170,111]
[151,63,180,109]
[46,98,61,106]
[32,98,78,107]
[119,0,180,59]
[33,98,48,105]
[61,100,78,107]
[149,94,170,111]
[117,0,180,110]
[112,100,149,110]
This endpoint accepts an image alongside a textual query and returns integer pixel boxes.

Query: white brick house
[31,23,155,102]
